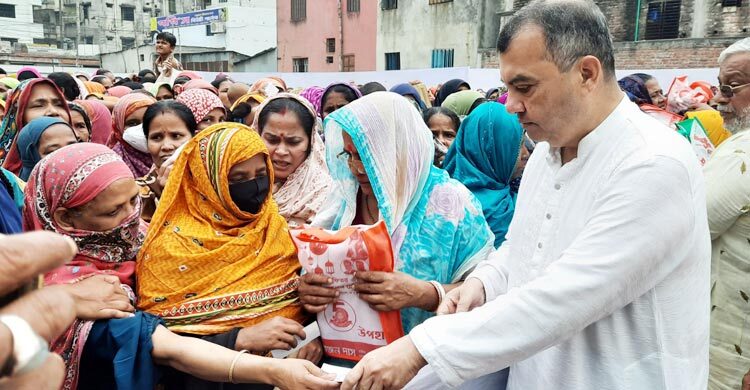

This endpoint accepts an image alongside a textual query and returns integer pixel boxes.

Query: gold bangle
[228,349,248,384]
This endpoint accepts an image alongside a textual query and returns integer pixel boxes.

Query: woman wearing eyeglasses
[298,92,495,338]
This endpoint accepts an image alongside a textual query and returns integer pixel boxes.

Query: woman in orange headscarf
[137,122,320,387]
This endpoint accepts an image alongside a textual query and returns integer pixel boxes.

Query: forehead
[229,154,266,174]
[719,52,750,80]
[499,25,558,82]
[29,83,60,99]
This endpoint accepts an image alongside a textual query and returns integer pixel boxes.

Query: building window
[385,52,400,70]
[106,2,113,8]
[343,54,355,72]
[326,38,335,53]
[721,0,741,5]
[0,3,16,18]
[645,1,681,40]
[121,37,135,49]
[293,57,309,72]
[121,5,135,21]
[84,36,93,44]
[347,0,360,13]
[140,54,145,61]
[168,0,176,14]
[291,0,306,22]
[431,49,454,68]
[326,56,334,64]
[206,24,214,36]
[82,4,90,20]
[429,0,452,4]
[382,0,397,10]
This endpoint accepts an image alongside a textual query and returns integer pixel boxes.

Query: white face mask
[122,124,149,153]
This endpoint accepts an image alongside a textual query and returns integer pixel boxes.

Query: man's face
[717,52,750,133]
[155,39,172,56]
[500,26,584,148]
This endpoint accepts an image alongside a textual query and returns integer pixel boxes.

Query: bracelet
[429,281,446,311]
[228,349,249,384]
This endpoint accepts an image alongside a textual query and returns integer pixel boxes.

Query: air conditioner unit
[209,21,226,34]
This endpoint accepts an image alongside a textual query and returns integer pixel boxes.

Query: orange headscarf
[83,81,106,95]
[136,123,304,335]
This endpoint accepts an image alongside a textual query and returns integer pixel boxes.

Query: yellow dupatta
[136,123,304,335]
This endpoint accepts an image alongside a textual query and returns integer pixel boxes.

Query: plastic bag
[640,104,684,129]
[676,118,715,166]
[290,221,404,362]
[666,76,709,114]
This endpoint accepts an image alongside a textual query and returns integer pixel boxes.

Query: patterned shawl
[107,93,156,177]
[252,93,333,227]
[76,99,113,145]
[618,73,653,106]
[0,79,71,173]
[176,88,225,125]
[300,86,325,115]
[313,92,494,332]
[23,143,145,390]
[136,123,304,335]
[443,102,523,248]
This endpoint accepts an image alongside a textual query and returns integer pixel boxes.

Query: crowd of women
[0,62,731,389]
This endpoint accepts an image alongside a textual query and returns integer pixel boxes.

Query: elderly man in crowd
[704,37,750,390]
[342,0,710,389]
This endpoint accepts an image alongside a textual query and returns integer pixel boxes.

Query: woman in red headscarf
[0,78,71,173]
[76,98,114,145]
[107,93,156,177]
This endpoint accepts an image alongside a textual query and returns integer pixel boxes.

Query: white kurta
[704,129,750,390]
[410,97,711,390]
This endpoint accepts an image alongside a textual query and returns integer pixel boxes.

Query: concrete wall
[0,0,45,45]
[277,0,377,72]
[234,49,277,72]
[377,0,484,70]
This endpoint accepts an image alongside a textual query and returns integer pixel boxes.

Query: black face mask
[228,175,270,214]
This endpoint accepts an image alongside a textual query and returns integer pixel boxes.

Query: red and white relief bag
[290,221,404,362]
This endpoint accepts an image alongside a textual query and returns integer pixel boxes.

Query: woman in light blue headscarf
[444,102,527,248]
[303,92,495,333]
[17,116,78,181]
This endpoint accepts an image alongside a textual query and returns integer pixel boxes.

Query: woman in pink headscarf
[107,93,156,177]
[182,79,219,95]
[76,99,113,145]
[300,86,324,116]
[176,88,226,131]
[107,85,132,98]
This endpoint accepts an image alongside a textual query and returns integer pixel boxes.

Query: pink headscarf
[76,99,113,145]
[178,71,202,80]
[176,88,225,125]
[16,66,42,80]
[300,86,324,115]
[107,85,132,98]
[108,93,156,177]
[183,79,219,95]
[23,143,145,390]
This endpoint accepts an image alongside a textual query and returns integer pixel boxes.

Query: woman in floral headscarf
[107,93,156,177]
[253,93,332,227]
[176,88,226,131]
[299,92,494,333]
[0,78,71,173]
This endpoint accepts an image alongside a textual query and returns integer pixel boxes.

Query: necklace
[360,192,379,223]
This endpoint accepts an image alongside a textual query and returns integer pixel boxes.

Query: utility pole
[58,0,65,49]
[75,0,81,67]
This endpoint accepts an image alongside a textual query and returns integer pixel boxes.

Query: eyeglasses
[719,83,750,98]
[337,150,365,175]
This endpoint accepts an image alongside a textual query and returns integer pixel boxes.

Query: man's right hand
[436,277,486,315]
[297,273,338,314]
[66,274,134,320]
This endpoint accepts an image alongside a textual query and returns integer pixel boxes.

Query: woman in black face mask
[137,123,327,389]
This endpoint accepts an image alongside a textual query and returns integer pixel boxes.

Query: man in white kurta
[341,1,710,389]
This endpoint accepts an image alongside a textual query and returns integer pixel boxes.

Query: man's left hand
[341,336,427,390]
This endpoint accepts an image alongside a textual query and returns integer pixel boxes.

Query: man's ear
[53,207,76,232]
[578,55,603,92]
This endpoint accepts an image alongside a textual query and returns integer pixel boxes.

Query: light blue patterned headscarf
[313,92,494,332]
[444,102,523,248]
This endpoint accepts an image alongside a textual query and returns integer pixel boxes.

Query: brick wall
[480,38,737,70]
